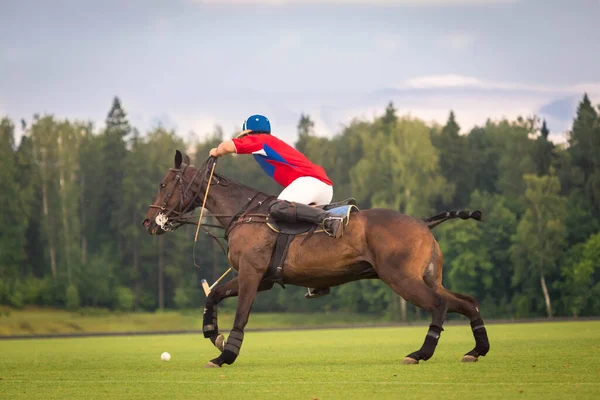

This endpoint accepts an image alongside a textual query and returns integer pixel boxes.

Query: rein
[223,193,269,240]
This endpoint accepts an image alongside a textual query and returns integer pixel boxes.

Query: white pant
[277,177,333,205]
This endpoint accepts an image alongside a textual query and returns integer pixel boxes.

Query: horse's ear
[183,154,191,166]
[174,150,183,169]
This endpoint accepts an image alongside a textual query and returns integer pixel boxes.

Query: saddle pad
[266,204,359,235]
[327,205,355,217]
[319,197,357,211]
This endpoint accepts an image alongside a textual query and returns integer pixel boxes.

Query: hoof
[403,357,419,365]
[204,361,221,368]
[215,334,225,352]
[462,355,479,363]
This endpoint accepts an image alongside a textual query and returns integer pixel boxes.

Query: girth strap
[265,233,294,288]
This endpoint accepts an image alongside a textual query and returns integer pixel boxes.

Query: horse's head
[143,150,204,235]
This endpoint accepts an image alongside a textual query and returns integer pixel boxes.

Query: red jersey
[231,134,333,187]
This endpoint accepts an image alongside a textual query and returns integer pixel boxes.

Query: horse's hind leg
[381,275,448,364]
[203,277,274,352]
[437,287,490,362]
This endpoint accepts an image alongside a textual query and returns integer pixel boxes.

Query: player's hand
[209,147,219,157]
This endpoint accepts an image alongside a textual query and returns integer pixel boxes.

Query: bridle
[148,156,269,237]
[146,156,273,271]
[148,159,216,232]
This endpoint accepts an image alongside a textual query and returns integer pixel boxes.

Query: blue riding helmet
[242,114,271,134]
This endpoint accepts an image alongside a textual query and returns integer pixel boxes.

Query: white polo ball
[161,352,171,361]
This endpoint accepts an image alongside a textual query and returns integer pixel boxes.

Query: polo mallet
[201,267,233,296]
[192,158,227,297]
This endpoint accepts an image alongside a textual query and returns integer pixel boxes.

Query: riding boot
[269,200,343,238]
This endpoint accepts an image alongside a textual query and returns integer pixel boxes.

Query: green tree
[29,115,61,280]
[137,126,189,310]
[495,118,537,210]
[431,111,472,208]
[466,125,499,195]
[3,92,600,317]
[434,190,517,317]
[533,119,555,176]
[78,127,104,263]
[381,101,398,131]
[465,118,537,213]
[560,233,600,317]
[569,94,598,179]
[0,118,30,304]
[563,192,600,247]
[511,172,567,318]
[56,120,85,285]
[351,115,453,216]
[96,97,131,248]
[120,129,146,308]
[295,113,316,154]
[568,94,600,215]
[15,135,45,278]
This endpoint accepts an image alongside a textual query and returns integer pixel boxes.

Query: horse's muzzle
[142,218,165,235]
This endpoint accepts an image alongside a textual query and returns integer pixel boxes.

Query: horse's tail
[422,209,483,230]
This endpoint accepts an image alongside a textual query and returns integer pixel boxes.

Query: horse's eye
[160,183,166,189]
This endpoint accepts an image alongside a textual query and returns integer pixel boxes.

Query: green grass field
[1,321,599,399]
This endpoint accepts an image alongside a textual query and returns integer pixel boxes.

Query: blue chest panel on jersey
[252,144,291,178]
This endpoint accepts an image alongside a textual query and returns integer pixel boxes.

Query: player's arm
[210,135,267,158]
[209,141,236,157]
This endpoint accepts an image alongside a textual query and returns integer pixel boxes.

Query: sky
[1,0,599,144]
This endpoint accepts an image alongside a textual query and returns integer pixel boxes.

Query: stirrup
[305,288,331,299]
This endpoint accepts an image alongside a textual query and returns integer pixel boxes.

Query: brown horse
[143,151,490,368]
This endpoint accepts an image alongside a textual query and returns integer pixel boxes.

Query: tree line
[0,95,599,319]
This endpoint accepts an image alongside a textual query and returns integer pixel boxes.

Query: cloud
[406,74,481,88]
[403,74,600,96]
[440,32,476,51]
[191,0,518,6]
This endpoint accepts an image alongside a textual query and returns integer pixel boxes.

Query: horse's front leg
[203,276,274,353]
[203,278,240,351]
[205,264,265,368]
